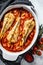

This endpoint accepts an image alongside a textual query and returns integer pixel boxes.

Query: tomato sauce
[0,8,36,52]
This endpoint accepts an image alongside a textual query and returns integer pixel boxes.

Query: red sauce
[0,8,36,52]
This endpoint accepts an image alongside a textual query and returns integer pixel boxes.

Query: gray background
[0,0,43,65]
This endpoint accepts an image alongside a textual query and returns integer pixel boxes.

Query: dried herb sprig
[38,25,43,38]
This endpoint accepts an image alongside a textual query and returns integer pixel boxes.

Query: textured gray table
[0,0,43,65]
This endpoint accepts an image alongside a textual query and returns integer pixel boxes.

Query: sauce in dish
[0,8,36,52]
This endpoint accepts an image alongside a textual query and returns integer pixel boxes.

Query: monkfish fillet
[20,18,35,46]
[7,17,20,43]
[0,12,15,38]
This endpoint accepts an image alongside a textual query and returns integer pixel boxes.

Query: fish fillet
[7,17,20,43]
[1,12,15,38]
[20,18,35,46]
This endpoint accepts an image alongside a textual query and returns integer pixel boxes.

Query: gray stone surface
[0,0,43,65]
[0,60,5,65]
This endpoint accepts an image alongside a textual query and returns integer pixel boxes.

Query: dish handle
[0,45,18,61]
[2,52,18,61]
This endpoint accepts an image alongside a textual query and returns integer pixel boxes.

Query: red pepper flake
[24,53,34,62]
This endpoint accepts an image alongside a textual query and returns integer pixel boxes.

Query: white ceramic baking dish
[0,4,39,61]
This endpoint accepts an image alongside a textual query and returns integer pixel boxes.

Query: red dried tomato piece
[24,53,34,62]
[41,38,43,42]
[39,41,43,45]
[33,46,38,51]
[41,48,43,51]
[36,51,42,56]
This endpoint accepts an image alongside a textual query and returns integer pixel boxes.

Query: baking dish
[0,2,39,61]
